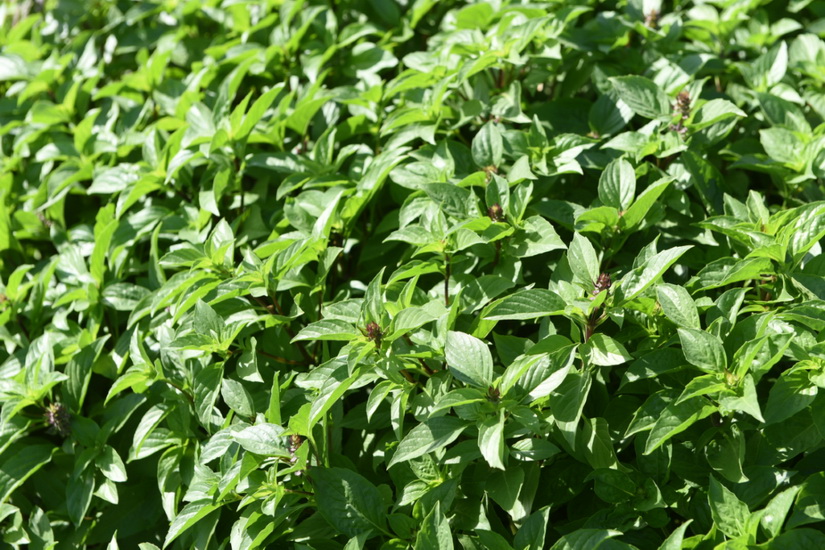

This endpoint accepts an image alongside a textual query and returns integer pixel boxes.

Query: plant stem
[403,334,435,375]
[444,253,451,306]
[161,379,194,405]
[322,413,331,467]
[15,313,30,343]
[257,350,306,366]
[247,294,315,364]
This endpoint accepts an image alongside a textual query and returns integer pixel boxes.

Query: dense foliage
[2,0,825,548]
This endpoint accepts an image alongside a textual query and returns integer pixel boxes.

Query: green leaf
[582,334,632,366]
[194,300,224,341]
[292,319,360,341]
[676,374,727,403]
[90,206,117,285]
[513,507,550,550]
[484,289,566,320]
[758,92,810,133]
[526,345,577,401]
[236,86,282,140]
[472,122,503,167]
[0,444,54,503]
[389,306,440,338]
[580,417,618,470]
[475,530,515,550]
[311,467,387,538]
[478,411,506,470]
[644,397,717,454]
[67,470,95,525]
[764,369,817,424]
[0,53,31,81]
[193,364,223,428]
[96,446,127,483]
[551,370,592,449]
[760,529,825,549]
[760,127,805,167]
[587,468,636,504]
[432,388,486,413]
[510,439,561,462]
[656,284,700,329]
[691,99,747,131]
[487,467,524,517]
[445,331,494,388]
[237,338,262,383]
[344,533,370,550]
[414,501,453,550]
[619,177,673,230]
[610,76,672,120]
[568,233,600,286]
[423,183,473,219]
[102,283,151,311]
[266,372,281,425]
[741,41,788,90]
[549,529,622,550]
[221,378,255,417]
[786,204,825,264]
[309,365,362,429]
[163,499,221,548]
[363,268,385,325]
[760,486,801,539]
[63,337,109,412]
[510,216,567,257]
[708,475,750,539]
[693,257,775,291]
[130,404,172,461]
[787,472,825,529]
[389,416,468,467]
[589,93,634,137]
[233,424,290,456]
[705,426,748,483]
[598,158,635,210]
[615,246,692,304]
[657,520,692,550]
[678,328,727,373]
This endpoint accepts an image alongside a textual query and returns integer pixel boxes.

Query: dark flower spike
[488,203,504,223]
[645,9,659,28]
[593,272,612,296]
[365,321,383,349]
[44,402,71,437]
[675,91,691,119]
